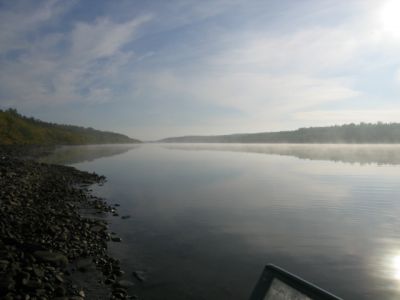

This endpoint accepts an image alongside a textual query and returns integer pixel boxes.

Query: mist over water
[165,143,400,165]
[47,144,400,299]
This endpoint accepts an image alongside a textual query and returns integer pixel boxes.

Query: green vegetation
[0,108,140,145]
[161,122,400,144]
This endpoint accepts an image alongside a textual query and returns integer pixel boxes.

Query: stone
[0,276,15,290]
[4,294,14,300]
[55,274,64,283]
[0,259,9,270]
[0,152,133,299]
[24,279,42,289]
[32,266,44,277]
[90,225,105,233]
[55,285,66,296]
[76,258,94,272]
[116,280,134,288]
[33,251,68,268]
[132,270,146,282]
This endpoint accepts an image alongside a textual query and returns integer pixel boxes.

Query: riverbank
[0,147,136,299]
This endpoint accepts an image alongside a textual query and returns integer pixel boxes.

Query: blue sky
[0,0,399,140]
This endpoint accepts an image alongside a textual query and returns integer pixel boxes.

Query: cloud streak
[0,0,400,139]
[0,1,152,107]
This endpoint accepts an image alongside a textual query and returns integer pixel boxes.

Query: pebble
[33,251,68,268]
[132,270,146,282]
[75,258,94,272]
[0,149,134,299]
[116,280,135,288]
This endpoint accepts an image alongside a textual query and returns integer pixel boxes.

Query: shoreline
[0,147,136,299]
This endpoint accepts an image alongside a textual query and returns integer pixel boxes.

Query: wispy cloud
[0,0,400,139]
[210,28,360,73]
[294,109,400,125]
[134,71,359,113]
[0,1,152,107]
[0,0,71,54]
[70,15,151,62]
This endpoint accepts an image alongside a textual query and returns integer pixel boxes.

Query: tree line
[161,122,400,143]
[0,108,140,145]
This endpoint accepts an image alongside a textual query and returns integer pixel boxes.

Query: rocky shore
[0,148,136,299]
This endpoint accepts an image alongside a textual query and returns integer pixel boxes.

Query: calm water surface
[44,144,400,299]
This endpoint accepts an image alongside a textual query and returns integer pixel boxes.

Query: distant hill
[160,123,400,144]
[0,108,140,145]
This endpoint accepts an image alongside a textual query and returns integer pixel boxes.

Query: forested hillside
[161,123,400,144]
[0,108,140,145]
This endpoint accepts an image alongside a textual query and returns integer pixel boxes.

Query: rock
[0,152,133,299]
[0,259,9,270]
[75,258,94,272]
[121,215,131,220]
[35,288,46,296]
[132,270,146,282]
[116,280,135,288]
[4,293,14,300]
[111,237,122,242]
[55,285,66,296]
[105,277,115,285]
[20,272,31,286]
[90,225,105,233]
[0,276,15,291]
[113,293,126,299]
[24,278,42,289]
[33,251,68,268]
[32,266,44,277]
[55,274,64,283]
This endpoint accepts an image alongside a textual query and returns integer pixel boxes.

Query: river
[43,143,400,299]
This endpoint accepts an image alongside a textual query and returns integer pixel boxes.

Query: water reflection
[391,256,400,280]
[164,143,400,165]
[40,144,138,165]
[378,245,400,286]
[65,144,400,299]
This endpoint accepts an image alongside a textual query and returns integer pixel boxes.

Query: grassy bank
[0,109,140,145]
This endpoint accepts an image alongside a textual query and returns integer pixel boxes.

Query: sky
[0,0,400,140]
